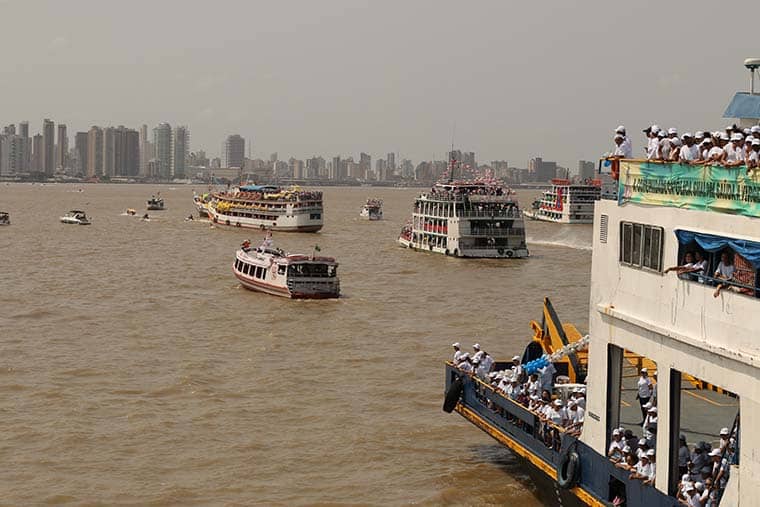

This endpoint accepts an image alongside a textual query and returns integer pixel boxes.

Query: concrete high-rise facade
[18,121,29,171]
[359,152,371,180]
[31,134,43,172]
[387,152,396,173]
[113,126,140,177]
[103,127,116,177]
[75,132,88,176]
[87,126,104,177]
[42,119,55,175]
[0,134,24,175]
[578,160,595,181]
[139,124,150,177]
[172,126,189,179]
[56,123,68,170]
[223,134,245,168]
[153,122,172,179]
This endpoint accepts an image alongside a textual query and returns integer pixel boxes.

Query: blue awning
[240,185,278,192]
[675,230,760,268]
[723,92,760,119]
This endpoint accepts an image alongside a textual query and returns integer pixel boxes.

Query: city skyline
[1,1,758,170]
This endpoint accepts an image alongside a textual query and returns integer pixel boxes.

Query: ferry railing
[464,228,521,237]
[456,210,523,219]
[677,272,758,297]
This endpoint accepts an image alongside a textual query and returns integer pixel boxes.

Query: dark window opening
[619,221,663,271]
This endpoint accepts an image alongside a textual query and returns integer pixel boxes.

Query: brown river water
[0,184,591,506]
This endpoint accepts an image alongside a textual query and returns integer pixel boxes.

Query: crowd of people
[611,124,760,170]
[451,342,586,449]
[665,249,755,298]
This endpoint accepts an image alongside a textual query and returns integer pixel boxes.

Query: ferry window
[619,222,663,271]
[244,263,251,275]
[261,268,268,279]
[310,213,321,220]
[672,369,739,498]
[278,265,286,275]
[255,266,262,278]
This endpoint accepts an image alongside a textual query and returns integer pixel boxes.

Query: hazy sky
[1,0,758,168]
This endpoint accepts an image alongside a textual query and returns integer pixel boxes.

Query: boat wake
[527,237,592,251]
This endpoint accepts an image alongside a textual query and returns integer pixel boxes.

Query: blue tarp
[240,185,279,192]
[675,230,760,268]
[723,92,760,119]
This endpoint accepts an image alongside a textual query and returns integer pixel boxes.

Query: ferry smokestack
[744,58,760,95]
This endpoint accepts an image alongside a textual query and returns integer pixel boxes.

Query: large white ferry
[233,236,339,299]
[206,185,323,232]
[398,169,528,258]
[443,83,758,504]
[523,179,601,224]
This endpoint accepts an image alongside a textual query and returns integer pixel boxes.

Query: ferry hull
[208,208,323,232]
[523,209,592,224]
[398,237,529,259]
[234,271,339,299]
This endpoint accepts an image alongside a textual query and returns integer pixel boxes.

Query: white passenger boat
[233,236,339,299]
[360,198,383,220]
[60,210,91,225]
[0,211,9,225]
[398,159,528,258]
[147,196,165,210]
[193,192,210,217]
[523,179,601,224]
[207,185,323,232]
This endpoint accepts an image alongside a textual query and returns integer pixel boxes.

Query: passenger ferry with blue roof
[443,68,760,505]
[205,184,323,232]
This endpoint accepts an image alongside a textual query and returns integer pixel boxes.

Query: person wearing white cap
[682,483,701,507]
[643,448,656,485]
[538,360,556,393]
[706,136,726,166]
[697,137,713,163]
[719,427,731,453]
[668,137,682,161]
[566,400,584,435]
[457,353,473,373]
[724,133,745,167]
[629,452,653,482]
[615,125,632,155]
[747,138,760,170]
[657,130,671,161]
[510,355,525,383]
[607,429,625,461]
[637,368,653,425]
[710,448,730,489]
[679,134,698,164]
[452,342,463,363]
[644,125,661,160]
[611,134,632,158]
[472,343,484,362]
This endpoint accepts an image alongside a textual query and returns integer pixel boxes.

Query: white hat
[553,399,563,406]
[614,134,624,140]
[752,125,760,133]
[753,139,760,146]
[731,133,743,141]
[657,130,666,138]
[720,132,730,141]
[709,449,721,457]
[682,132,693,139]
[647,406,658,413]
[622,445,631,453]
[671,138,682,147]
[681,474,690,482]
[695,131,705,138]
[640,368,648,373]
[646,449,656,457]
[615,125,626,133]
[452,342,460,348]
[512,355,521,362]
[685,483,695,491]
[726,125,734,130]
[473,343,481,350]
[568,400,577,407]
[668,127,678,135]
[744,128,751,135]
[612,429,620,436]
[641,453,650,460]
[651,124,660,133]
[638,438,647,445]
[701,139,712,146]
[461,352,469,360]
[695,482,705,492]
[530,394,540,401]
[720,427,730,436]
[643,402,652,409]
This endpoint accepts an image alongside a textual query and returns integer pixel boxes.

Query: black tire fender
[507,250,514,258]
[557,450,579,489]
[442,377,463,413]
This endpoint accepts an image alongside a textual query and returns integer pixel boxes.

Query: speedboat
[60,210,91,225]
[147,196,165,210]
[0,211,9,226]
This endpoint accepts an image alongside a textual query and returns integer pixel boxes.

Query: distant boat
[147,196,165,210]
[0,211,9,226]
[360,198,383,220]
[60,210,91,225]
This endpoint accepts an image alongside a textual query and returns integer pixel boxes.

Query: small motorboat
[126,208,137,216]
[0,211,9,226]
[147,196,165,210]
[60,210,91,225]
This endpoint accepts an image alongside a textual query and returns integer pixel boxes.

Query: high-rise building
[31,134,43,172]
[172,126,189,179]
[75,132,88,176]
[103,127,116,177]
[87,126,104,177]
[153,122,172,179]
[42,119,55,175]
[18,121,29,171]
[359,152,371,180]
[223,134,245,168]
[528,157,557,182]
[578,160,595,181]
[330,156,341,181]
[56,123,68,170]
[0,134,24,175]
[113,126,140,177]
[375,158,386,181]
[139,124,150,177]
[387,152,396,171]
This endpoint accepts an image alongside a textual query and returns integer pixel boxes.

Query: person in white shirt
[718,427,731,453]
[697,138,712,162]
[644,125,660,159]
[608,429,626,461]
[636,438,649,460]
[630,453,652,482]
[458,353,473,373]
[566,401,584,433]
[643,406,658,433]
[615,125,632,155]
[752,125,760,140]
[644,449,656,485]
[539,361,556,393]
[724,134,745,166]
[679,134,700,163]
[637,368,653,424]
[510,355,524,382]
[747,139,760,170]
[574,389,586,409]
[452,342,463,363]
[713,251,736,298]
[669,137,682,161]
[527,373,540,397]
[706,136,726,165]
[480,351,494,375]
[664,251,695,274]
[612,134,632,158]
[472,343,484,362]
[658,130,671,160]
[682,484,701,507]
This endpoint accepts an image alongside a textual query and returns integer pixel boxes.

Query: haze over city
[1,0,758,167]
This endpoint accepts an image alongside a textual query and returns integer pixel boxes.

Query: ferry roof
[723,92,760,119]
[240,184,280,192]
